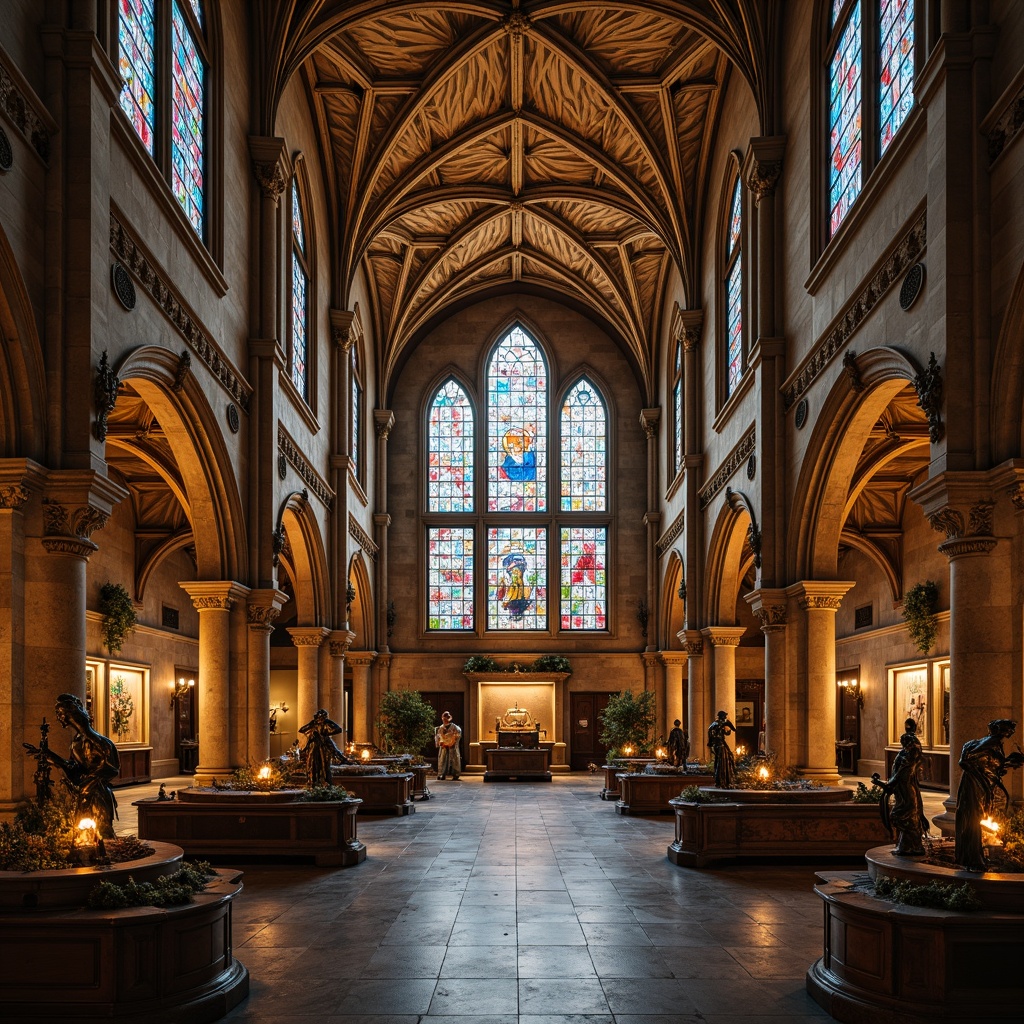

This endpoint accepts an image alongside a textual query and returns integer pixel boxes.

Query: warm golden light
[78,817,96,831]
[655,747,667,760]
[736,745,747,757]
[758,765,770,780]
[980,816,1001,836]
[360,749,371,760]
[258,765,271,780]
[622,744,635,757]
[77,818,97,848]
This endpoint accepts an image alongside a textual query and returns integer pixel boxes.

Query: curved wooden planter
[0,842,247,1024]
[807,861,1024,1024]
[667,793,891,867]
[614,772,715,815]
[136,791,367,866]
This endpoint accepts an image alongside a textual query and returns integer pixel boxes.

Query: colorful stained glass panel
[879,0,914,155]
[560,527,607,630]
[428,528,474,630]
[351,371,362,479]
[292,179,306,256]
[429,380,474,512]
[118,0,156,155]
[673,377,683,475]
[728,176,742,255]
[560,379,606,512]
[726,254,743,394]
[171,0,205,237]
[487,327,547,513]
[291,256,308,397]
[487,527,546,630]
[829,0,863,236]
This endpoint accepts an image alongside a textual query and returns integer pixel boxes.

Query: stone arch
[660,548,685,648]
[991,256,1024,462]
[347,552,373,648]
[281,495,329,625]
[704,498,752,626]
[114,346,246,581]
[787,346,920,582]
[0,222,46,459]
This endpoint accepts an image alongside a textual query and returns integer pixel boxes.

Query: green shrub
[376,689,439,754]
[463,655,500,673]
[298,784,351,802]
[599,690,657,755]
[86,861,215,909]
[531,655,571,673]
[902,581,939,654]
[852,781,885,803]
[98,582,137,654]
[873,875,981,911]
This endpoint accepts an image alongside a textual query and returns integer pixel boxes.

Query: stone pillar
[329,311,356,633]
[642,651,664,738]
[327,630,355,741]
[786,581,855,783]
[640,408,660,651]
[745,588,788,761]
[181,582,250,784]
[373,409,395,653]
[348,651,378,744]
[701,627,746,726]
[246,588,288,763]
[678,311,704,634]
[680,631,708,759]
[288,627,330,747]
[661,652,688,740]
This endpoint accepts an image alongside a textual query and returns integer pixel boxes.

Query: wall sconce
[837,677,864,708]
[169,676,195,709]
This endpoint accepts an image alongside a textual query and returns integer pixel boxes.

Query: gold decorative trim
[349,513,378,560]
[698,425,755,509]
[109,210,252,412]
[277,426,334,509]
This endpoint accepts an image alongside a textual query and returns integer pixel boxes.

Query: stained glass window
[488,527,547,630]
[351,347,362,481]
[428,380,474,513]
[171,1,205,236]
[829,0,863,236]
[560,527,607,630]
[487,327,547,513]
[290,179,309,398]
[118,0,156,155]
[560,379,606,512]
[428,528,474,630]
[879,0,914,155]
[725,177,743,396]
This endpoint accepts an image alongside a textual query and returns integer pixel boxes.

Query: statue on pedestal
[667,720,689,768]
[299,709,350,788]
[871,718,928,856]
[707,710,736,788]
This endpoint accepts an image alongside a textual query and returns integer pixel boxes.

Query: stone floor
[114,773,948,1024]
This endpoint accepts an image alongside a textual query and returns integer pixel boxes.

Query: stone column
[700,627,746,726]
[327,630,355,741]
[640,408,660,652]
[181,581,250,784]
[348,651,378,744]
[785,581,855,783]
[374,409,395,654]
[744,588,788,761]
[661,652,688,739]
[288,627,330,747]
[329,311,355,634]
[680,631,708,758]
[642,651,664,738]
[246,588,288,763]
[679,311,704,634]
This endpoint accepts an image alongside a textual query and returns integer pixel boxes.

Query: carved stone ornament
[913,352,943,443]
[111,262,137,311]
[754,605,787,631]
[682,324,701,352]
[0,125,12,172]
[899,262,925,310]
[1009,483,1024,514]
[842,349,865,392]
[726,486,762,571]
[704,631,742,647]
[93,350,122,442]
[798,594,845,611]
[746,158,782,206]
[246,604,280,630]
[226,402,240,433]
[699,426,756,509]
[682,638,704,657]
[290,630,327,647]
[328,639,353,658]
[271,523,287,568]
[375,419,393,441]
[41,500,108,557]
[505,7,530,35]
[171,350,192,393]
[0,483,29,509]
[190,594,235,611]
[928,502,993,541]
[253,160,286,199]
[927,507,964,539]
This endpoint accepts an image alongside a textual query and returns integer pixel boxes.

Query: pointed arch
[347,551,373,649]
[282,495,330,625]
[558,373,608,513]
[703,498,752,625]
[424,369,476,514]
[661,548,686,650]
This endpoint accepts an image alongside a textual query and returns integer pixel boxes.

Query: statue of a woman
[872,718,927,856]
[707,710,736,788]
[299,709,349,788]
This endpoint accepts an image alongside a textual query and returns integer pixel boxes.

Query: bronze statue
[954,718,1024,871]
[667,720,689,768]
[23,694,120,838]
[707,710,736,788]
[871,718,928,856]
[299,708,350,787]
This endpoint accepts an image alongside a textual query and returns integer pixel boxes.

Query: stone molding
[671,304,703,351]
[660,651,689,666]
[700,626,746,647]
[349,513,379,560]
[938,536,998,559]
[330,309,358,350]
[180,581,249,612]
[0,48,53,161]
[287,626,330,647]
[346,651,378,668]
[656,507,684,555]
[698,425,755,509]
[277,425,334,508]
[640,407,660,439]
[0,484,29,509]
[681,638,703,656]
[782,208,926,410]
[327,629,356,658]
[109,209,252,411]
[375,409,395,441]
[786,580,855,612]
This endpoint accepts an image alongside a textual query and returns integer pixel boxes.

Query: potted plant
[375,689,438,755]
[902,580,939,654]
[98,582,137,654]
[599,689,657,757]
[463,655,500,673]
[531,654,572,673]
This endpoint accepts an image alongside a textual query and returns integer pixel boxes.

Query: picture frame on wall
[735,701,755,726]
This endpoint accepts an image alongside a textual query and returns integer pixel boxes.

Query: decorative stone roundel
[226,403,240,433]
[277,454,287,480]
[111,262,136,310]
[795,398,809,430]
[899,262,925,311]
[746,454,756,480]
[0,127,12,172]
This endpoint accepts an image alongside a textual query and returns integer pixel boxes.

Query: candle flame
[258,765,271,779]
[980,816,1001,835]
[758,766,770,779]
[622,745,635,757]
[78,818,96,831]
[360,748,371,760]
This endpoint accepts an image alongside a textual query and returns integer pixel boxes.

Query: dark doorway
[173,669,198,774]
[837,684,861,773]
[417,691,466,768]
[570,692,612,771]
[734,679,764,757]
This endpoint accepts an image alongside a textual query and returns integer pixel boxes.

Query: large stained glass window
[290,178,309,399]
[829,1,863,236]
[428,380,474,513]
[428,528,474,630]
[725,177,744,396]
[118,0,156,154]
[488,527,547,630]
[672,342,683,477]
[560,379,606,512]
[171,1,206,236]
[879,0,914,155]
[560,527,606,630]
[487,327,546,513]
[351,346,362,482]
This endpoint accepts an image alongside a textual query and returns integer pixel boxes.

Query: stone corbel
[249,135,288,200]
[330,309,357,351]
[910,472,999,560]
[744,588,788,633]
[41,470,127,557]
[742,135,786,207]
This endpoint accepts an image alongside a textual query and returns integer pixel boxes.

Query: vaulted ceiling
[261,1,772,401]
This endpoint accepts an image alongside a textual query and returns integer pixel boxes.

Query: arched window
[117,0,210,241]
[826,0,916,238]
[724,176,744,398]
[351,343,363,483]
[424,325,610,634]
[289,177,309,399]
[671,339,683,480]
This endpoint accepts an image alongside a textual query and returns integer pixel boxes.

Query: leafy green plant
[298,784,352,802]
[98,582,137,654]
[463,655,500,673]
[873,875,981,911]
[531,655,571,673]
[902,581,939,654]
[86,861,214,909]
[376,689,439,754]
[599,689,657,755]
[1001,808,1024,869]
[678,784,725,803]
[852,781,885,803]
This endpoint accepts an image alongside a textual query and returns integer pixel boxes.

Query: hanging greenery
[376,689,438,754]
[902,580,939,654]
[99,582,137,654]
[598,689,657,755]
[531,655,571,673]
[463,655,500,673]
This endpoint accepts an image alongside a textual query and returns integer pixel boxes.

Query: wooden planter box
[135,791,367,867]
[333,771,415,814]
[807,870,1024,1023]
[667,796,891,867]
[367,761,431,800]
[615,772,715,815]
[600,759,655,799]
[484,746,552,781]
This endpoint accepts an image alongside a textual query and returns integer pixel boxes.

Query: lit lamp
[757,765,771,780]
[258,764,272,781]
[170,676,195,709]
[622,744,635,757]
[77,817,97,865]
[655,746,668,761]
[980,816,1002,845]
[360,748,371,761]
[837,677,864,708]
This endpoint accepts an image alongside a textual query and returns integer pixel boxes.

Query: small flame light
[360,748,371,761]
[622,744,635,757]
[77,817,96,843]
[757,765,770,780]
[736,744,747,757]
[655,746,667,761]
[258,764,272,780]
[981,816,1002,841]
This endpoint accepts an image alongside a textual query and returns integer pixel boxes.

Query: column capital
[679,629,704,656]
[670,304,703,350]
[330,309,358,350]
[785,580,856,611]
[660,651,689,667]
[700,626,746,647]
[744,587,788,632]
[347,650,378,668]
[39,470,127,557]
[180,580,250,612]
[374,409,395,440]
[742,135,786,206]
[327,629,357,657]
[247,587,290,631]
[288,625,331,647]
[0,457,47,509]
[909,471,1001,560]
[639,407,660,438]
[248,135,288,199]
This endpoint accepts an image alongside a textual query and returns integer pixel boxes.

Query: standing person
[435,711,462,780]
[707,710,737,789]
[667,720,688,767]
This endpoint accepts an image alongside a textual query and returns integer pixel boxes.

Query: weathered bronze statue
[707,710,736,788]
[667,720,689,768]
[23,694,120,838]
[871,718,928,856]
[954,718,1024,871]
[299,708,350,787]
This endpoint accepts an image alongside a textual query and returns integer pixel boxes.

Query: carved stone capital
[330,309,356,350]
[374,409,395,441]
[939,536,998,559]
[786,580,855,613]
[327,628,357,658]
[640,407,660,439]
[180,581,249,613]
[681,638,703,656]
[799,594,844,611]
[288,626,330,648]
[670,304,703,351]
[928,501,994,540]
[247,605,281,629]
[346,651,378,669]
[1009,483,1024,514]
[745,158,782,206]
[0,484,30,509]
[41,536,98,558]
[752,604,787,631]
[253,160,286,199]
[700,626,746,648]
[41,499,108,557]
